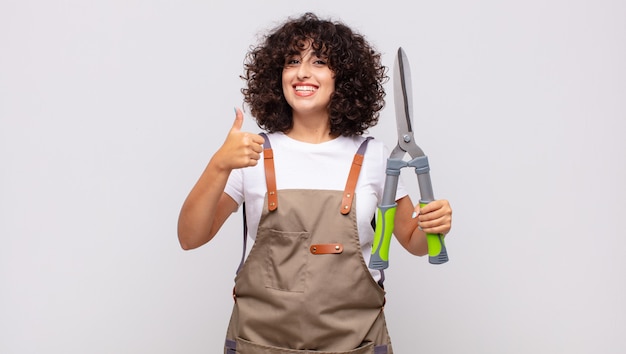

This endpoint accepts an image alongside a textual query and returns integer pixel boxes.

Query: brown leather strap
[261,134,371,214]
[341,137,373,215]
[259,133,278,211]
[263,147,278,211]
[310,243,344,254]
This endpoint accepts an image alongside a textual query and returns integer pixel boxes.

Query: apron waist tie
[225,340,389,353]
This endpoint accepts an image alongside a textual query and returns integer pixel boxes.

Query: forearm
[177,157,235,250]
[393,196,427,256]
[405,227,429,256]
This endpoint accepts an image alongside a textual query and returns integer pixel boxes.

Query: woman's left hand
[415,199,452,236]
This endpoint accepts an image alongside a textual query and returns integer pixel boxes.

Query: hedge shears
[369,47,449,269]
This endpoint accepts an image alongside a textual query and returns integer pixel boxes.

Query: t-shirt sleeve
[395,175,409,201]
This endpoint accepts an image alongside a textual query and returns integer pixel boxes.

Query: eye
[312,56,328,66]
[285,57,301,66]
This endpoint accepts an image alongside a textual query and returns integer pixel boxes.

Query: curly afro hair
[241,12,388,137]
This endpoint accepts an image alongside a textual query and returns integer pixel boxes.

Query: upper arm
[210,192,239,238]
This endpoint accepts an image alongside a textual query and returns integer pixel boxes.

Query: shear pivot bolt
[403,135,411,143]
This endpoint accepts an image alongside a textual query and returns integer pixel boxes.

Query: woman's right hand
[177,108,264,250]
[212,108,265,172]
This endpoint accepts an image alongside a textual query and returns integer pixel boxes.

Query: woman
[178,12,452,353]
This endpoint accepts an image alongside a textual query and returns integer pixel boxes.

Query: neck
[287,112,335,144]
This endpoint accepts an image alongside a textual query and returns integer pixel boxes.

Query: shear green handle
[420,202,449,264]
[369,204,396,270]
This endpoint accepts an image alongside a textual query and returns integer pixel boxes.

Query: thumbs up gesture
[212,108,265,171]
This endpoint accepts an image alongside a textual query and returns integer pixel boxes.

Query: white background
[1,1,625,353]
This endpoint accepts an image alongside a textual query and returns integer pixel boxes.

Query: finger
[418,208,439,222]
[419,221,450,235]
[248,133,265,152]
[231,107,244,132]
[419,209,451,226]
[419,213,448,227]
[419,212,452,231]
[247,151,263,165]
[250,142,264,154]
[250,133,265,145]
[240,133,263,154]
[422,225,451,236]
[249,151,261,160]
[418,208,449,223]
[421,199,451,217]
[419,200,442,214]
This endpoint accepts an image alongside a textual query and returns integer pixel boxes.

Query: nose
[296,61,311,80]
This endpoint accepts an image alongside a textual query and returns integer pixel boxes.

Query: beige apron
[225,136,393,353]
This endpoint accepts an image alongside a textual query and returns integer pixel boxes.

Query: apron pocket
[263,229,310,293]
[234,337,378,353]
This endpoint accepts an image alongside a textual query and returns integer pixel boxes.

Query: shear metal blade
[394,47,413,135]
[393,47,423,157]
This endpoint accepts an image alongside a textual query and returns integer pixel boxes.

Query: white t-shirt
[224,132,407,281]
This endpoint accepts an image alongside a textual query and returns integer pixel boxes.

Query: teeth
[295,86,316,92]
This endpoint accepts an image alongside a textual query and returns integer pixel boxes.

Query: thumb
[231,107,244,132]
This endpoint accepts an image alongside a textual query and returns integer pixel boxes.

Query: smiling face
[281,42,335,119]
